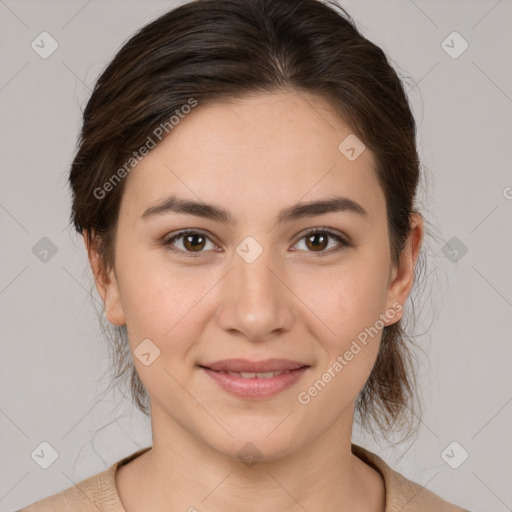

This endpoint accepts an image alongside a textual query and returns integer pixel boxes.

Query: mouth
[198,359,310,399]
[199,358,309,373]
[199,368,301,379]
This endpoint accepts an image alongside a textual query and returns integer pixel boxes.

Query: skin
[86,89,423,512]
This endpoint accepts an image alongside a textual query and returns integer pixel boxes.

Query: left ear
[384,213,424,324]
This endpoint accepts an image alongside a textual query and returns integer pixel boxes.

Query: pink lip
[200,366,309,399]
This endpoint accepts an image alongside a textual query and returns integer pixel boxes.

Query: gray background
[1,0,511,510]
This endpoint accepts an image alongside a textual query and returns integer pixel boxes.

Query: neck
[117,401,384,512]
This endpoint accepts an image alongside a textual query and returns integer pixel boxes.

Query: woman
[19,0,470,510]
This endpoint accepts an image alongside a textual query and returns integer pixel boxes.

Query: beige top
[19,444,470,511]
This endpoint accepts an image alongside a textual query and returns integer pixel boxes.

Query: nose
[215,246,294,341]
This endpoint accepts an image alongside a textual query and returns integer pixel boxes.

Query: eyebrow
[141,195,368,224]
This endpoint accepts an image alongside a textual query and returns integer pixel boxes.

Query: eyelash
[161,227,351,258]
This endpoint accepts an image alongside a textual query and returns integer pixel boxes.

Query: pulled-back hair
[69,0,424,439]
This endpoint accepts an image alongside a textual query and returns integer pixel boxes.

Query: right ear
[84,230,126,327]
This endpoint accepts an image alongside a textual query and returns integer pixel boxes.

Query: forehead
[120,90,385,223]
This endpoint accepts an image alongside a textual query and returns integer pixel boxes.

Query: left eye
[163,229,348,257]
[292,229,347,254]
[163,231,217,255]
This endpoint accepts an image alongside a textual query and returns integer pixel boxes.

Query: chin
[204,423,304,464]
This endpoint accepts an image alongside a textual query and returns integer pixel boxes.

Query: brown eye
[164,228,349,258]
[305,232,329,252]
[292,229,348,255]
[164,230,216,256]
[182,233,207,252]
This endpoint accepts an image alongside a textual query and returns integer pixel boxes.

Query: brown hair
[69,0,424,439]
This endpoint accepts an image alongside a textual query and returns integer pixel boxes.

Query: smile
[212,369,292,378]
[200,366,309,399]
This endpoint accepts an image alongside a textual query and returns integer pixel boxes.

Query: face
[88,90,421,462]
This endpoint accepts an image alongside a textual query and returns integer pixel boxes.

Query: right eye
[162,230,219,257]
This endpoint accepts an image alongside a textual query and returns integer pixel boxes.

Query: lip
[198,359,310,400]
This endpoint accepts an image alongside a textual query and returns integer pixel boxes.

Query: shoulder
[352,444,471,512]
[16,465,120,512]
[17,447,152,512]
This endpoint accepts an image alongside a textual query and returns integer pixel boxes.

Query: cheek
[115,258,211,403]
[115,247,208,351]
[295,248,390,396]
[301,252,390,343]
[296,267,387,412]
